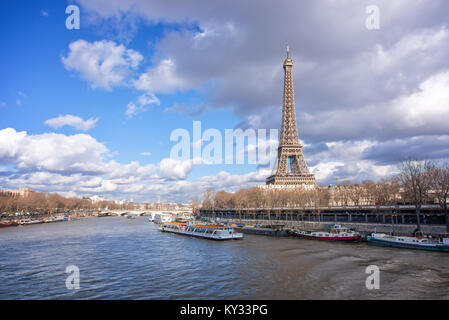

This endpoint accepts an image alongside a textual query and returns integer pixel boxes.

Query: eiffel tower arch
[266,46,316,187]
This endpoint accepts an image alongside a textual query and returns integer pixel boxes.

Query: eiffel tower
[266,46,316,187]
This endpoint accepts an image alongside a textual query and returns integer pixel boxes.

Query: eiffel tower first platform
[266,46,316,187]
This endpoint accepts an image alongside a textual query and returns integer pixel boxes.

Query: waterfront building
[0,187,33,197]
[266,46,316,187]
[85,195,105,203]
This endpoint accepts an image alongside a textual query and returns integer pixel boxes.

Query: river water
[0,216,448,300]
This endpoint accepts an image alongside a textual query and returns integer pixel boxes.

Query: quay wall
[227,218,446,236]
[234,227,290,237]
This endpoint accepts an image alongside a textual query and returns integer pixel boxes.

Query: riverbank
[0,212,97,228]
[228,219,447,238]
[234,226,290,237]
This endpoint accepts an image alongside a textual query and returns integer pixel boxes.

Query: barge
[366,232,449,252]
[291,224,361,242]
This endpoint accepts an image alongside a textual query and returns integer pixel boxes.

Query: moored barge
[366,232,449,252]
[291,224,361,242]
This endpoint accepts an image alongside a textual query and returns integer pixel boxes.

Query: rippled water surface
[1,217,449,299]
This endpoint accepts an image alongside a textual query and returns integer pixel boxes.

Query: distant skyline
[1,1,449,202]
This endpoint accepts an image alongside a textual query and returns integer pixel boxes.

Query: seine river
[0,216,448,299]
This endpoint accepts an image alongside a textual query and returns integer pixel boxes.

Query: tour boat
[366,232,449,252]
[159,222,244,240]
[290,224,361,242]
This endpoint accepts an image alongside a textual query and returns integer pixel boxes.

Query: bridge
[99,210,192,217]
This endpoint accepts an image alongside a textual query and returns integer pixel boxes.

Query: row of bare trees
[0,190,190,215]
[201,159,449,231]
[0,191,124,214]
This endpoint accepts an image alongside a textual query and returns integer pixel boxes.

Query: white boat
[18,219,43,225]
[291,224,361,242]
[159,222,243,240]
[367,232,449,252]
[154,213,175,224]
[44,216,65,223]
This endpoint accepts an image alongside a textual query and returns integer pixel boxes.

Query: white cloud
[310,162,344,184]
[373,28,448,73]
[134,59,190,94]
[301,69,449,142]
[104,160,157,179]
[0,127,409,201]
[62,39,143,90]
[303,139,404,185]
[395,71,449,128]
[125,102,138,118]
[0,128,214,201]
[125,92,160,118]
[140,152,152,156]
[159,158,192,179]
[0,128,108,173]
[159,157,209,180]
[45,114,99,131]
[127,167,272,202]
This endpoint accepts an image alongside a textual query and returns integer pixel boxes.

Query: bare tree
[305,188,326,222]
[233,189,246,222]
[190,196,201,216]
[348,183,364,206]
[246,187,264,208]
[203,188,216,219]
[429,162,449,232]
[214,190,231,209]
[398,158,433,231]
[362,180,377,205]
[375,178,400,206]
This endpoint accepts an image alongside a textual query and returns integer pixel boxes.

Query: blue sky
[0,0,263,202]
[0,0,212,165]
[1,0,449,202]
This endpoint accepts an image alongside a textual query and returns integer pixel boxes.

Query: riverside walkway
[200,204,447,228]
